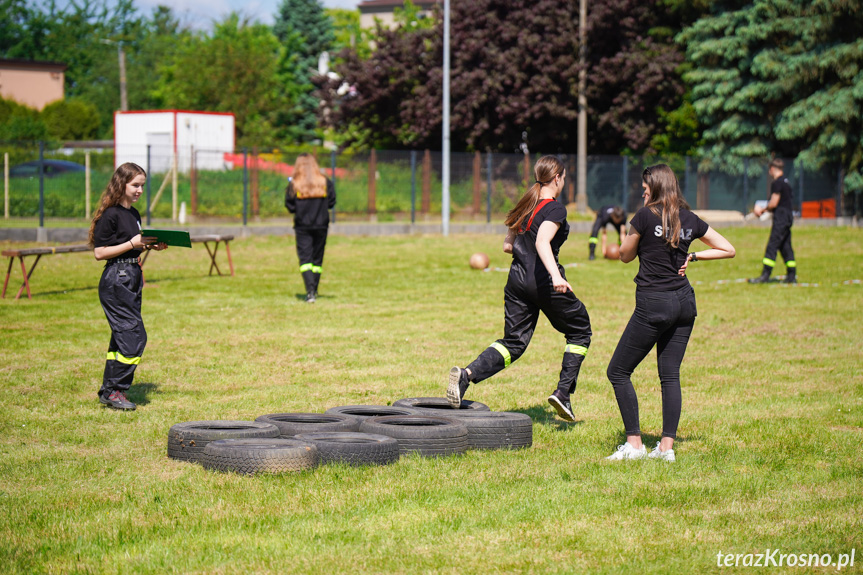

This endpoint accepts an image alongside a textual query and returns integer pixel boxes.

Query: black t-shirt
[520,199,569,260]
[93,205,143,258]
[592,205,626,236]
[770,176,794,212]
[629,206,709,291]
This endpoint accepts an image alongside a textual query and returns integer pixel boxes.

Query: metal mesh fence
[1,141,856,224]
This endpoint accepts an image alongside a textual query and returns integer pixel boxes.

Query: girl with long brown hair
[606,163,734,461]
[89,162,166,410]
[285,153,336,303]
[447,155,592,422]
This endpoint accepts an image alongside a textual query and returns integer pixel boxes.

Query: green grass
[1,226,861,574]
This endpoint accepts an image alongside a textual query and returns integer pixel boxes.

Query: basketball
[469,252,490,270]
[604,244,620,260]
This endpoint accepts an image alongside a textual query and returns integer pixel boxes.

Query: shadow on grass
[293,293,337,301]
[514,404,582,431]
[612,430,705,450]
[126,382,160,407]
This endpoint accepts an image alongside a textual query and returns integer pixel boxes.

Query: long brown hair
[642,163,689,249]
[289,153,327,199]
[504,155,564,232]
[88,162,146,246]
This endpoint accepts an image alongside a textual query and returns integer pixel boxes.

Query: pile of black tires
[167,397,532,475]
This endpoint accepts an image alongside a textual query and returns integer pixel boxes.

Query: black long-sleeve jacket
[285,178,336,229]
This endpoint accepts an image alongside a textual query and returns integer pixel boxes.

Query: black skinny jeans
[606,285,697,439]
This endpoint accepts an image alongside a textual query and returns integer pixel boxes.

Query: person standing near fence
[446,155,592,422]
[749,159,797,284]
[89,162,167,411]
[588,205,626,260]
[285,153,336,303]
[605,164,734,461]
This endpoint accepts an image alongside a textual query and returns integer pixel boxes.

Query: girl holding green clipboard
[88,163,167,411]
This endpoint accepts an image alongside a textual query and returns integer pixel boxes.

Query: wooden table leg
[2,257,13,298]
[204,242,222,276]
[224,241,234,276]
[15,254,42,300]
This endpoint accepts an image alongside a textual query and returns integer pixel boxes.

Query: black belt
[108,257,139,265]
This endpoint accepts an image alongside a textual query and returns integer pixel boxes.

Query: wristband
[129,240,134,250]
[689,252,698,262]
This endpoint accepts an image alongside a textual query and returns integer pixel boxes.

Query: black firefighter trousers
[98,261,146,398]
[465,262,592,398]
[295,228,328,294]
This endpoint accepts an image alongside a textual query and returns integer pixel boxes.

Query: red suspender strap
[524,198,555,232]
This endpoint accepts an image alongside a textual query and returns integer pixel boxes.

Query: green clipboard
[141,229,192,248]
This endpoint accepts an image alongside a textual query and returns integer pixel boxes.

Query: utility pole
[576,0,588,213]
[101,39,128,111]
[442,0,451,236]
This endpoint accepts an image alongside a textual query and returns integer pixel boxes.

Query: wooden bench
[2,234,235,300]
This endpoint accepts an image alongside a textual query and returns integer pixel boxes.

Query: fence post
[251,146,259,218]
[621,156,629,210]
[684,157,691,206]
[523,151,530,187]
[172,150,178,222]
[146,145,151,226]
[38,141,45,228]
[331,150,337,224]
[798,161,804,214]
[242,147,248,228]
[410,150,417,224]
[837,164,844,218]
[422,149,431,217]
[368,149,377,220]
[486,151,492,223]
[37,141,46,242]
[568,156,576,208]
[85,151,91,220]
[697,170,709,210]
[473,151,481,216]
[4,152,8,219]
[743,157,749,214]
[190,145,197,217]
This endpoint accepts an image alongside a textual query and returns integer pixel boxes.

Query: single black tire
[168,420,280,464]
[435,411,533,450]
[255,413,360,437]
[358,415,468,457]
[202,438,318,475]
[293,432,400,466]
[393,397,490,414]
[324,405,421,421]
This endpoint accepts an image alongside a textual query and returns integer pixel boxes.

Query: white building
[114,110,235,173]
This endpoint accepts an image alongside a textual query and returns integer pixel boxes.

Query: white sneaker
[647,441,676,462]
[605,442,647,460]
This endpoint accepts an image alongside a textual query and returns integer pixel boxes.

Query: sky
[137,0,360,26]
[55,0,361,28]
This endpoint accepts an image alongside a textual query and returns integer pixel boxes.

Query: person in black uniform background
[605,164,735,461]
[285,153,336,303]
[447,155,592,422]
[89,163,167,411]
[588,205,626,260]
[750,158,797,284]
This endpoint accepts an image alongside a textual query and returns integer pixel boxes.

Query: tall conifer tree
[273,0,334,143]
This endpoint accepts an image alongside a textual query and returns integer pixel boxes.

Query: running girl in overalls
[89,163,166,410]
[447,155,592,422]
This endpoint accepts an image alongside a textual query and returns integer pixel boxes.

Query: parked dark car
[9,160,86,178]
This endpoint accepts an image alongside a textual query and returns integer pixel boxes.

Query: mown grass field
[1,225,861,574]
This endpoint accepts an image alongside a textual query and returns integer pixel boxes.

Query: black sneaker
[100,390,136,411]
[783,272,797,284]
[446,366,470,408]
[748,274,771,284]
[305,291,316,303]
[547,390,575,422]
[589,253,596,261]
